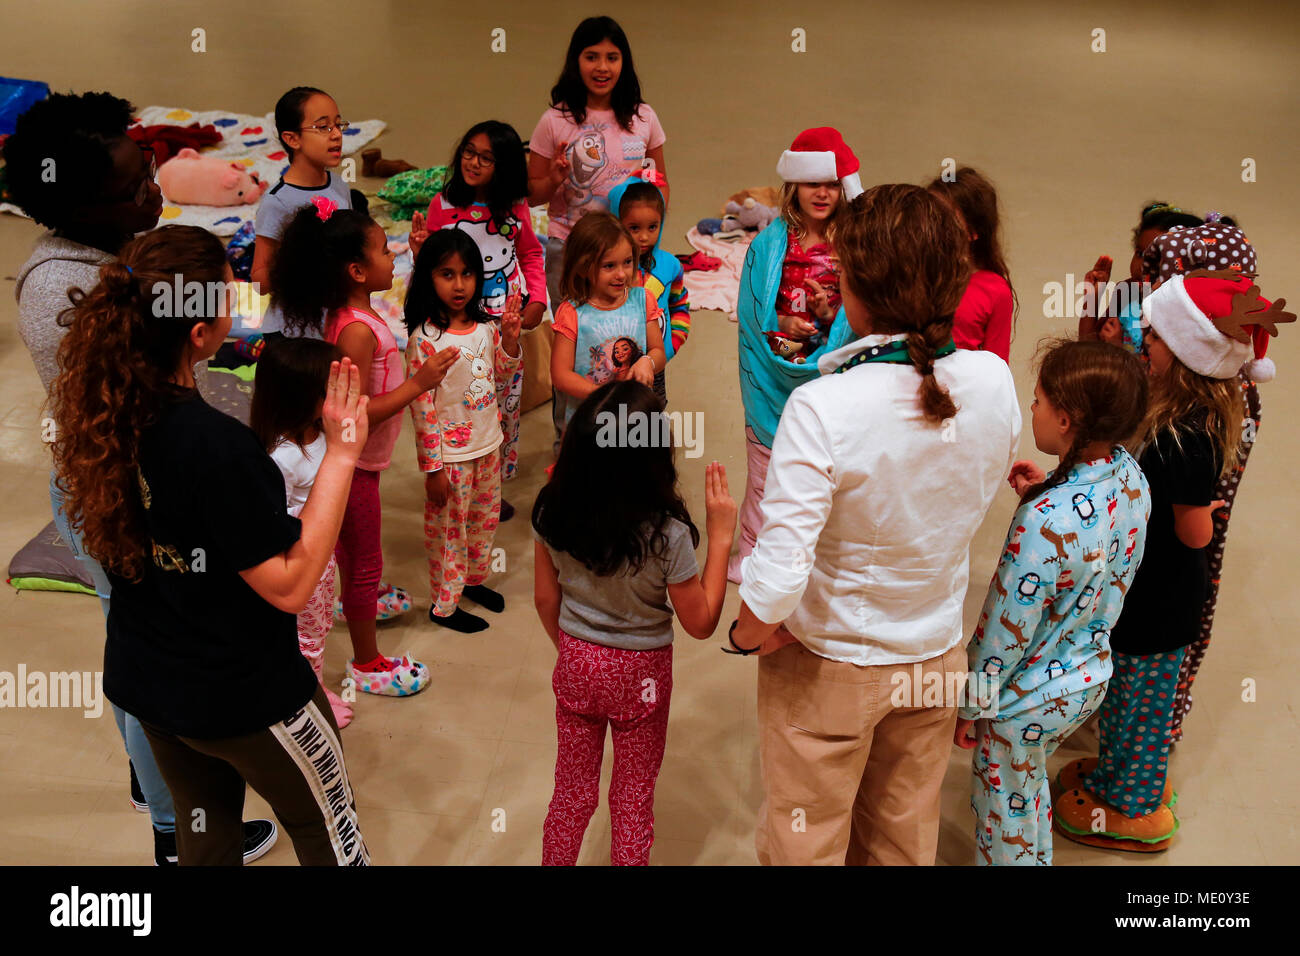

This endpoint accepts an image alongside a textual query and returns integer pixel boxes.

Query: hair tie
[124,265,133,274]
[312,196,338,221]
[1205,210,1222,223]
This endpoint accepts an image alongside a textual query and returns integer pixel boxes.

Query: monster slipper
[1055,757,1176,807]
[1053,787,1178,853]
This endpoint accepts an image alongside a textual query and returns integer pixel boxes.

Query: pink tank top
[325,307,403,471]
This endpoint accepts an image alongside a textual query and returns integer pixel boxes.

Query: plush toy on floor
[722,197,777,232]
[361,147,417,178]
[157,148,269,206]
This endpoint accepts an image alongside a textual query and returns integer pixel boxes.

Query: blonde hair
[560,212,635,305]
[1142,362,1244,481]
[778,181,849,251]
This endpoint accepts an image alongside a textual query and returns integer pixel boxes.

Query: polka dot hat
[1143,222,1257,285]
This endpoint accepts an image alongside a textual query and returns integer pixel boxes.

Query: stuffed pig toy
[157,148,270,206]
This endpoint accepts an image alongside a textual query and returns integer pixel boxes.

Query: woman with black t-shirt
[48,225,428,865]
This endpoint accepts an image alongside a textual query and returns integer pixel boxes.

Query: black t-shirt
[104,391,317,738]
[1110,421,1219,655]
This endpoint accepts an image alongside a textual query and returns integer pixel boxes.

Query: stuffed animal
[157,148,269,206]
[764,330,807,363]
[722,197,777,232]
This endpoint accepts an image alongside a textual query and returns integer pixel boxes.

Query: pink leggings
[335,467,383,622]
[727,427,772,583]
[542,631,673,866]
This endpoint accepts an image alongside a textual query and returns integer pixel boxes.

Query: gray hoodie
[15,231,210,396]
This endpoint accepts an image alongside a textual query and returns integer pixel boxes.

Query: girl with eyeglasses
[408,121,546,517]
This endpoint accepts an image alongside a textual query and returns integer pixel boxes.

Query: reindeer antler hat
[1142,271,1295,381]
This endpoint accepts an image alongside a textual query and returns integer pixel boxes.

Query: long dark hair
[249,338,341,453]
[532,380,698,575]
[50,225,228,580]
[837,184,970,424]
[1021,339,1149,502]
[927,166,1018,323]
[404,229,488,336]
[274,86,327,160]
[271,205,376,335]
[549,16,645,130]
[442,120,528,228]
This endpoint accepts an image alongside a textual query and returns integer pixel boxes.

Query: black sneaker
[129,761,148,813]
[241,819,278,864]
[152,820,278,865]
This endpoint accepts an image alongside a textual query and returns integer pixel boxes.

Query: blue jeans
[49,471,175,833]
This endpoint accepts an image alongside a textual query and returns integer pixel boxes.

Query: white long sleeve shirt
[739,332,1022,666]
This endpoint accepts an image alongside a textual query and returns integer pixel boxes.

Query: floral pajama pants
[425,450,501,616]
[1086,648,1186,818]
[494,361,523,482]
[971,684,1107,866]
[298,555,337,679]
[542,631,673,866]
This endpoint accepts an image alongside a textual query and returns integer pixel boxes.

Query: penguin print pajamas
[961,449,1152,864]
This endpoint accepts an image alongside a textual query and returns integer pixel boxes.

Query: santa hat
[776,127,863,200]
[1142,273,1294,382]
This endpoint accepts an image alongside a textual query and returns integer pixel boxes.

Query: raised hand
[705,461,737,538]
[322,359,370,461]
[409,211,429,258]
[500,292,523,354]
[806,279,835,321]
[550,141,571,187]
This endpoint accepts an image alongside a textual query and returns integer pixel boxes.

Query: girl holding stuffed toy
[955,339,1151,866]
[273,200,458,696]
[408,121,545,517]
[731,127,861,583]
[1053,267,1293,852]
[404,230,522,634]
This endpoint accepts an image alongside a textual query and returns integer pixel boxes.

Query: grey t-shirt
[537,517,700,650]
[253,172,353,335]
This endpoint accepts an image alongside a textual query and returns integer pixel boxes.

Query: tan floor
[1,1,1298,865]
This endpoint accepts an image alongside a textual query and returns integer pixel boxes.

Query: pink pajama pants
[728,426,772,583]
[297,554,337,679]
[542,630,673,866]
[335,467,383,623]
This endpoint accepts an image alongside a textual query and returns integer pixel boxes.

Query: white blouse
[739,332,1022,666]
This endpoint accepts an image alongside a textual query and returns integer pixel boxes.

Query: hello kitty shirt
[424,197,547,316]
[529,105,666,242]
[405,321,522,470]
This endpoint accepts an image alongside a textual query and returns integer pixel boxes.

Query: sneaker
[152,820,278,865]
[241,818,278,864]
[129,761,148,813]
[347,653,431,697]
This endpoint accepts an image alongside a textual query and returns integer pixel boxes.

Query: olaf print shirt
[960,448,1152,721]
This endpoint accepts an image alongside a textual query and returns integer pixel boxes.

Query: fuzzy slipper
[1055,757,1176,807]
[1053,787,1178,852]
[346,653,431,697]
[333,583,412,623]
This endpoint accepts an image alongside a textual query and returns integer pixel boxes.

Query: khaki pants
[755,641,964,866]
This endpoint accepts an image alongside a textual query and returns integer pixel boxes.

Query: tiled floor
[1,1,1297,866]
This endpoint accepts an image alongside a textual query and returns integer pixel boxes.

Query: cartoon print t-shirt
[425,196,548,316]
[552,287,662,426]
[529,105,667,242]
[405,320,522,469]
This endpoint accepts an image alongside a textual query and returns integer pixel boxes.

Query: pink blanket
[682,227,753,321]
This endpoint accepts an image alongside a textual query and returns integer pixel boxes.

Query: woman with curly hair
[5,90,272,864]
[50,224,372,866]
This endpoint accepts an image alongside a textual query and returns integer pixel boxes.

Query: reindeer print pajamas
[961,449,1151,864]
[406,321,522,615]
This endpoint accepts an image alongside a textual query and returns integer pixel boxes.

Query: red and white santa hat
[1142,273,1293,382]
[776,127,863,200]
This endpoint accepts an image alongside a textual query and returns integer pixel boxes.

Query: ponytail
[271,204,375,336]
[50,225,227,580]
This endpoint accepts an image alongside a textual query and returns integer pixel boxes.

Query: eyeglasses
[461,146,495,168]
[299,122,351,135]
